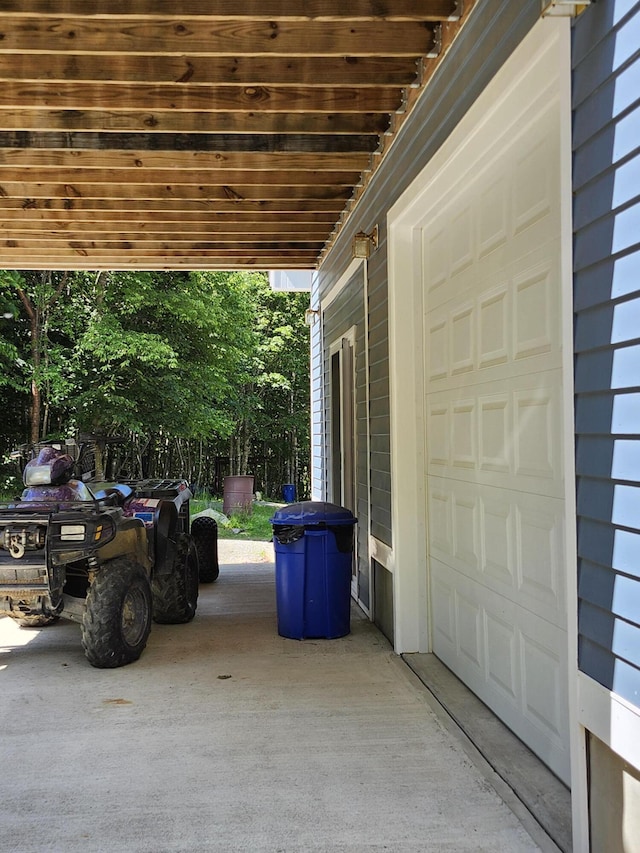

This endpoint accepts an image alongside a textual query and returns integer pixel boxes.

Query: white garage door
[422,27,570,782]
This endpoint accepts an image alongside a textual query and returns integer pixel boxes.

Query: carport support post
[388,218,429,654]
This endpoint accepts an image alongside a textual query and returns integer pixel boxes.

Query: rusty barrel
[222,475,255,516]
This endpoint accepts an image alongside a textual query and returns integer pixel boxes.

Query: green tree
[221,273,310,492]
[0,269,74,443]
[0,267,311,495]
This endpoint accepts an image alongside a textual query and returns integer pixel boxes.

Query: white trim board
[578,672,640,772]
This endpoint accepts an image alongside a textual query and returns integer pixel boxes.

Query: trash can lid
[270,500,356,526]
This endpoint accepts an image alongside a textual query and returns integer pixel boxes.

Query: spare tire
[191,515,219,583]
[152,534,199,624]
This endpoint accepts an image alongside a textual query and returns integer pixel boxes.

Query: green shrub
[190,500,277,541]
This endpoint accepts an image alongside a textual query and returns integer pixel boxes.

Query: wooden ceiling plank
[0,198,346,213]
[0,231,331,243]
[1,2,460,22]
[4,262,319,271]
[0,54,420,87]
[0,211,339,224]
[0,149,372,172]
[0,168,362,186]
[0,20,437,56]
[0,110,389,134]
[1,222,334,234]
[0,83,402,113]
[2,239,326,250]
[0,247,322,258]
[0,183,353,201]
[0,131,381,154]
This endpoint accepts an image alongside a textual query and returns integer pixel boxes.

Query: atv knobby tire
[152,533,199,624]
[81,559,152,668]
[191,515,219,583]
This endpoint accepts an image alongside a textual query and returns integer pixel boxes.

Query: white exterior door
[420,27,571,783]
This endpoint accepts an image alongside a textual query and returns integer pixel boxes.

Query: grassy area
[0,487,279,542]
[190,499,279,541]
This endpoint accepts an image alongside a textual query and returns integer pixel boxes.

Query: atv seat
[91,483,134,506]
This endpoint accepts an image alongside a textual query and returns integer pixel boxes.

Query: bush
[190,500,277,541]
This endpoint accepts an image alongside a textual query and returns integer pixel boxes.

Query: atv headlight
[60,524,86,542]
[51,514,116,551]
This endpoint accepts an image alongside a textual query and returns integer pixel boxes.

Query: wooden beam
[1,2,461,22]
[0,228,333,241]
[0,168,361,186]
[0,210,339,224]
[0,183,352,201]
[1,239,325,250]
[0,20,437,56]
[0,217,334,231]
[0,132,380,154]
[0,83,402,114]
[0,247,321,259]
[0,149,372,172]
[0,110,389,135]
[3,261,319,270]
[0,54,420,87]
[0,197,346,213]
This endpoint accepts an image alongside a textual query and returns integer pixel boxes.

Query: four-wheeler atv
[0,441,214,668]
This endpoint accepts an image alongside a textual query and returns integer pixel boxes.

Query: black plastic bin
[270,501,357,639]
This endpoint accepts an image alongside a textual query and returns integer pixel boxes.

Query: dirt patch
[218,538,274,566]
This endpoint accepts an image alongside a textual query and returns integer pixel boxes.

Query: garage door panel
[450,304,475,375]
[478,284,510,368]
[418,22,569,784]
[456,588,484,670]
[478,174,510,259]
[452,491,480,569]
[514,387,556,480]
[481,494,515,588]
[485,610,518,704]
[429,476,566,626]
[515,495,566,618]
[426,374,564,500]
[479,394,511,472]
[421,127,560,320]
[431,559,570,781]
[423,269,562,389]
[513,131,556,235]
[521,630,565,744]
[451,399,476,467]
[429,484,453,559]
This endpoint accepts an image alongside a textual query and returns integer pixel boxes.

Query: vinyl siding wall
[573,0,640,711]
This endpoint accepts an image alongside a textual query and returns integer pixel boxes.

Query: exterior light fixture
[541,0,590,15]
[304,308,320,326]
[351,226,378,259]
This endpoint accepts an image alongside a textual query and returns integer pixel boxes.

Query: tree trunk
[17,289,41,444]
[16,272,69,446]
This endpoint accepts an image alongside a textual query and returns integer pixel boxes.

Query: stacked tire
[191,516,219,583]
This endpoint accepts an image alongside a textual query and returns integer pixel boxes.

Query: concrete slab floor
[1,541,550,853]
[402,654,571,853]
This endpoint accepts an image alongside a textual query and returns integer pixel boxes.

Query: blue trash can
[270,501,357,640]
[282,483,296,503]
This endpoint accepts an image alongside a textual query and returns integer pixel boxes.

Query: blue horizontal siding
[574,0,640,710]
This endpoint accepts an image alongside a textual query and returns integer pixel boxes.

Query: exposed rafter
[0,1,471,270]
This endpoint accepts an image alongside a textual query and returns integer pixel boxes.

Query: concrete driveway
[1,540,551,852]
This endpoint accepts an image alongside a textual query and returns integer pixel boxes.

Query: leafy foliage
[0,268,310,498]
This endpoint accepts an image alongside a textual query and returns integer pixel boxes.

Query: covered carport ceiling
[0,2,469,270]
